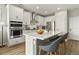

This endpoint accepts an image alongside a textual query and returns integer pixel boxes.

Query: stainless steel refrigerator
[46,21,54,32]
[0,24,7,47]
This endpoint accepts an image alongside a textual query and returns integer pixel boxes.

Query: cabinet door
[55,11,67,34]
[36,15,44,25]
[9,5,23,21]
[23,11,31,25]
[9,5,17,20]
[45,16,55,25]
[16,7,23,20]
[0,7,2,21]
[26,35,34,55]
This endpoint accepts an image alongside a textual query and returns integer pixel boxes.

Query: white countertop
[24,30,59,40]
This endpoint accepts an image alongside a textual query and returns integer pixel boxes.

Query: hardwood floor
[0,40,79,55]
[66,39,79,55]
[38,39,79,55]
[0,43,25,55]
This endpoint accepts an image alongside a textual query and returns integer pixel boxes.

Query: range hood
[30,12,38,25]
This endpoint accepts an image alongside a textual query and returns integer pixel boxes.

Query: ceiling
[15,4,79,16]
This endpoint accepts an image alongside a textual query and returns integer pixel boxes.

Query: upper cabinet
[0,5,6,21]
[35,15,44,25]
[55,10,67,34]
[9,5,23,21]
[0,5,7,25]
[45,16,55,25]
[30,14,44,26]
[23,11,32,25]
[0,6,2,22]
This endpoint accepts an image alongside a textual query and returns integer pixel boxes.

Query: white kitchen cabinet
[25,35,34,55]
[29,15,44,29]
[0,5,5,21]
[23,10,32,25]
[6,5,25,47]
[45,16,55,25]
[9,5,23,21]
[0,8,1,21]
[35,15,44,25]
[55,10,67,34]
[45,16,55,32]
[8,36,25,47]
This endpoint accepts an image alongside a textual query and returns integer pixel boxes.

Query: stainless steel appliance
[46,22,52,32]
[10,21,23,39]
[0,22,6,47]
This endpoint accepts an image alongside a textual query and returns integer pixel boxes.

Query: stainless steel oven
[10,21,23,38]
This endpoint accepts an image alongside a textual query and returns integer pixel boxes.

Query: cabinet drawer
[8,36,25,47]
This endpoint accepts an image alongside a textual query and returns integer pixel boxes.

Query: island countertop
[24,30,61,55]
[24,30,60,40]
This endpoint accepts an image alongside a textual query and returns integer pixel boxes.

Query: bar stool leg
[57,47,59,54]
[64,42,66,54]
[47,52,50,55]
[39,48,41,55]
[62,42,65,54]
[54,52,56,55]
[58,45,61,55]
[64,40,67,54]
[49,52,52,55]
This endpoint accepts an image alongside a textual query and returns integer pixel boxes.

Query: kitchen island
[24,30,59,55]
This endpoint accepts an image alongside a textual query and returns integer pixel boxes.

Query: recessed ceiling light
[45,11,48,13]
[36,6,39,9]
[57,8,60,10]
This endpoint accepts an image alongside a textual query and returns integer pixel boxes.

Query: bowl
[36,29,44,35]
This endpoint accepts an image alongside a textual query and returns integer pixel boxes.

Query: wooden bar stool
[58,32,69,54]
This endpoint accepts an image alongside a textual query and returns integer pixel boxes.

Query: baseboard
[7,41,25,47]
[68,39,79,42]
[0,42,7,46]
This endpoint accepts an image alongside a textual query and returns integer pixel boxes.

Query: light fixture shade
[57,8,60,10]
[36,6,39,9]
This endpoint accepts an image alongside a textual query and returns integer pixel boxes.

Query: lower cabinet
[7,36,25,47]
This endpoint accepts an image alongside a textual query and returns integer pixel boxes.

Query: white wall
[55,10,67,34]
[69,9,79,40]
